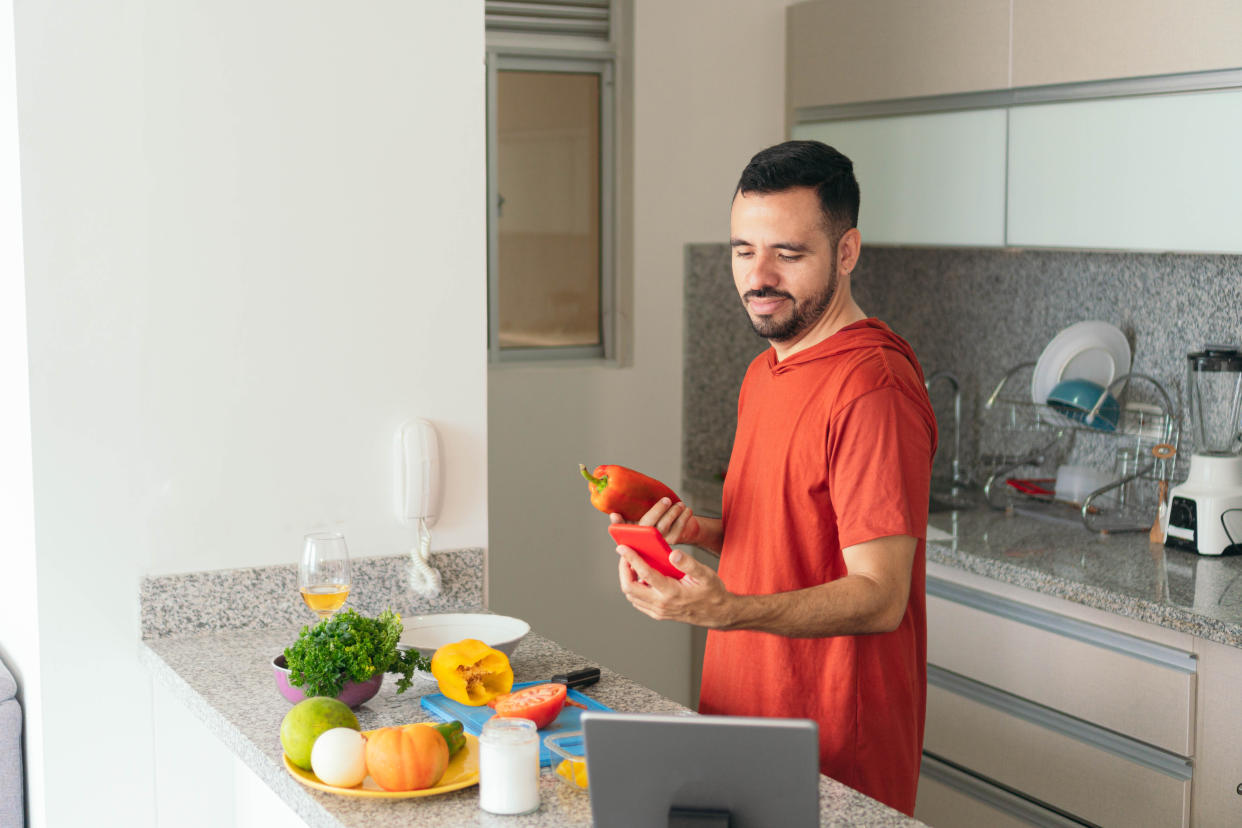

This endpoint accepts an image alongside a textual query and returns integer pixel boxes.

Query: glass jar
[478,717,540,815]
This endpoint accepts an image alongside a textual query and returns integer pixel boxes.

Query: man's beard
[743,261,838,342]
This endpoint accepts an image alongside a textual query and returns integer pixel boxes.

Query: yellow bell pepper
[556,758,589,789]
[430,638,514,706]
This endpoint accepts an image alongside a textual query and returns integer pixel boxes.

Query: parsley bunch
[283,608,431,697]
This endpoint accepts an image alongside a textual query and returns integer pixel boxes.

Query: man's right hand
[611,497,723,556]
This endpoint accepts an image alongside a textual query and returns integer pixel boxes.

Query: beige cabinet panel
[787,0,1009,110]
[915,775,1033,828]
[1192,638,1242,826]
[927,562,1198,651]
[928,591,1197,755]
[916,755,1081,828]
[1013,0,1242,88]
[927,683,1192,827]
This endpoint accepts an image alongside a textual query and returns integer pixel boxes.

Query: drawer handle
[930,666,1193,780]
[928,576,1197,673]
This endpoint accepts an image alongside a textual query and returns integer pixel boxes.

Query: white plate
[1030,321,1131,406]
[399,612,530,659]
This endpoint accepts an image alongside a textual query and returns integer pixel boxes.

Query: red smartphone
[608,524,686,580]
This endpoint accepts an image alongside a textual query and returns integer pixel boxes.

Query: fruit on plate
[489,682,567,729]
[556,757,589,789]
[430,639,514,706]
[365,724,450,792]
[310,727,368,788]
[280,696,360,771]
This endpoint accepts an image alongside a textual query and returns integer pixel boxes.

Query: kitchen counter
[139,553,925,827]
[141,628,923,827]
[926,505,1242,647]
[686,475,1242,648]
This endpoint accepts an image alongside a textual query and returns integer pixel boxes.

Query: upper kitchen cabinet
[1007,88,1242,254]
[1012,0,1242,88]
[793,109,1007,247]
[789,0,1242,113]
[786,0,1009,111]
[787,0,1242,253]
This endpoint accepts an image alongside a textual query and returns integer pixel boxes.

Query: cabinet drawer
[916,754,1082,828]
[928,578,1196,755]
[926,670,1192,828]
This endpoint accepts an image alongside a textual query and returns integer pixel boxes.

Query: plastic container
[1054,464,1113,504]
[544,730,588,791]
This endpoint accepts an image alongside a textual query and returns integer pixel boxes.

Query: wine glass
[299,532,352,621]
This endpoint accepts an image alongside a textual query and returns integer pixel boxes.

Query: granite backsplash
[139,549,484,639]
[683,244,1242,508]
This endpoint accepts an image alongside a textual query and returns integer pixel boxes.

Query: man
[612,140,937,816]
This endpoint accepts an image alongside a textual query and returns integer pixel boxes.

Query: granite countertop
[685,476,1242,648]
[926,505,1242,647]
[139,551,924,827]
[141,627,922,827]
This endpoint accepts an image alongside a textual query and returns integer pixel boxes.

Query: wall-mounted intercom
[398,419,443,596]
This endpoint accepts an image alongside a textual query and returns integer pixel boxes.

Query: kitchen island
[139,553,925,827]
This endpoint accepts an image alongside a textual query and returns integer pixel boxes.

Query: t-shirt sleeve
[828,385,934,550]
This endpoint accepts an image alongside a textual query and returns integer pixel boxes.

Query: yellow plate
[283,726,480,798]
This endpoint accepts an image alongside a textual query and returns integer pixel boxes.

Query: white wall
[14,1,485,825]
[487,0,792,706]
[1,0,43,823]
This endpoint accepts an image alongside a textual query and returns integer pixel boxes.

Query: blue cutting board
[420,681,611,767]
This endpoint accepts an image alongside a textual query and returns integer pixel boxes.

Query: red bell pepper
[579,463,680,523]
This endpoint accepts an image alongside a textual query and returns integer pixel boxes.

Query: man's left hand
[616,544,734,628]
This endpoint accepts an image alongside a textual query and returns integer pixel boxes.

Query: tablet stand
[668,805,731,827]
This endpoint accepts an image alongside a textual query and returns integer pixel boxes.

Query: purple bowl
[271,655,384,708]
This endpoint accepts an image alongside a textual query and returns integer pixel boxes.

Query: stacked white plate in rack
[1031,321,1132,407]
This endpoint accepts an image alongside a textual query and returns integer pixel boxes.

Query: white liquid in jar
[478,718,541,815]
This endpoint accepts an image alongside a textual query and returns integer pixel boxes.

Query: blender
[1164,346,1242,556]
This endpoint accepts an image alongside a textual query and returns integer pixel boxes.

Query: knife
[549,667,601,689]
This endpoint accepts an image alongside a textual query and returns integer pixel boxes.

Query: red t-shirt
[698,318,937,816]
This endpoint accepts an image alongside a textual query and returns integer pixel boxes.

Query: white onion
[310,727,368,788]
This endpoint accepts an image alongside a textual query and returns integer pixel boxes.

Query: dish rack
[979,363,1181,534]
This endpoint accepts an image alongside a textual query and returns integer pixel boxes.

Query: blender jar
[1187,346,1242,456]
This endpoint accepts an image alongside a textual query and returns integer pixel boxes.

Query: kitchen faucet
[925,370,964,487]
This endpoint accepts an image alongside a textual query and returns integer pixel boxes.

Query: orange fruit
[364,725,449,791]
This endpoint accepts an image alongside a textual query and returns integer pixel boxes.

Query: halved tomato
[489,683,568,730]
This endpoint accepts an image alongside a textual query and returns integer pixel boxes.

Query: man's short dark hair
[735,140,860,241]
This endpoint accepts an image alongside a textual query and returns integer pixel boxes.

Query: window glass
[495,70,602,350]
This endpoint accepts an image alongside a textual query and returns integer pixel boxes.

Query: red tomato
[490,683,568,730]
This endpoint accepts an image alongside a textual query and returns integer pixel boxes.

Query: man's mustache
[744,288,795,302]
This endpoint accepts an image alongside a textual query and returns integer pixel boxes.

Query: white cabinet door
[1007,88,1242,253]
[792,109,1007,247]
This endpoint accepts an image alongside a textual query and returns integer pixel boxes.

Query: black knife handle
[552,667,601,689]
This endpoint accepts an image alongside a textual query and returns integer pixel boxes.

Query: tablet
[581,711,820,828]
[608,523,685,580]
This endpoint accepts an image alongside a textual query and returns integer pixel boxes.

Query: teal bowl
[1046,379,1120,431]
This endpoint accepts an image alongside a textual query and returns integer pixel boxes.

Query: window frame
[485,49,616,363]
